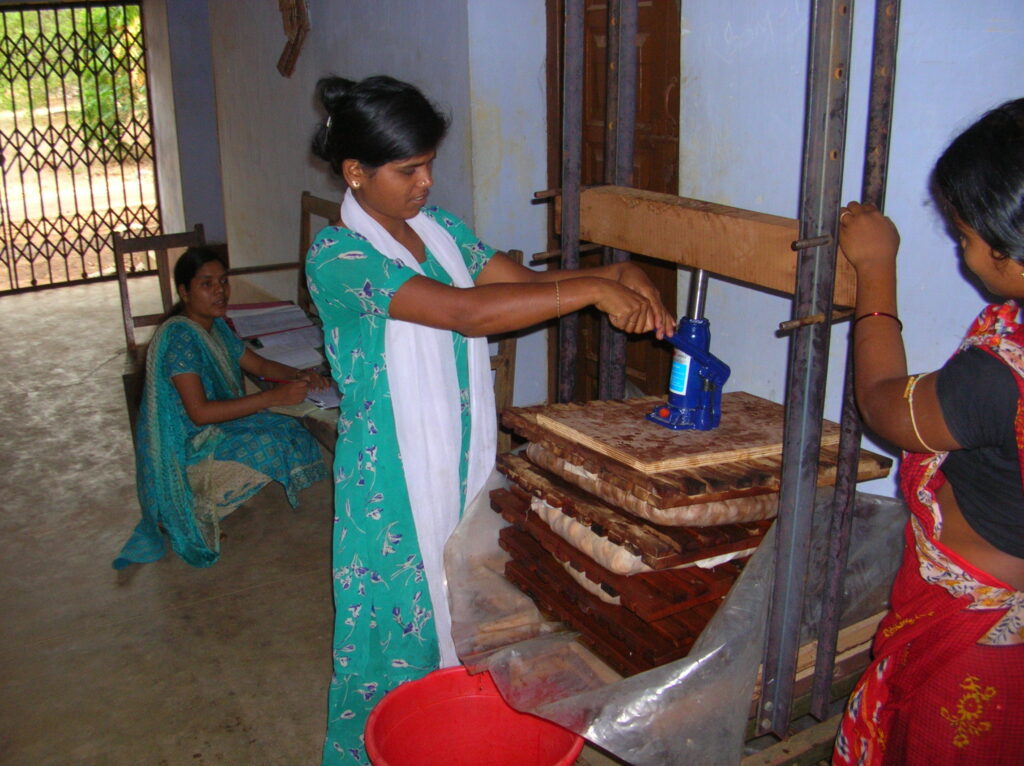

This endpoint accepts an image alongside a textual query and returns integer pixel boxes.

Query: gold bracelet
[554,280,561,318]
[904,372,941,453]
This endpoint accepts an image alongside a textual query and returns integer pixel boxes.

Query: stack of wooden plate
[491,394,892,676]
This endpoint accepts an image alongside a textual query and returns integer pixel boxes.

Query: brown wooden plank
[501,400,893,511]
[512,447,779,531]
[574,185,857,307]
[533,393,840,473]
[502,560,651,676]
[740,714,842,766]
[492,490,741,621]
[500,533,706,674]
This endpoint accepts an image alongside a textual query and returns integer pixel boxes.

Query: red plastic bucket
[365,666,584,766]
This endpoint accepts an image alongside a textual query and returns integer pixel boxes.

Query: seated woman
[113,246,331,570]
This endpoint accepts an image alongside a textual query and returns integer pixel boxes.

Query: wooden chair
[113,224,206,356]
[298,190,341,316]
[113,225,206,439]
[491,250,522,454]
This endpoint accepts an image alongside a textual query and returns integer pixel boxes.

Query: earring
[352,182,360,189]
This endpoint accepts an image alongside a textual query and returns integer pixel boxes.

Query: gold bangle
[904,372,941,453]
[554,280,561,318]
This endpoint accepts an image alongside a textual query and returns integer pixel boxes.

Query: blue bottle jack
[647,270,731,431]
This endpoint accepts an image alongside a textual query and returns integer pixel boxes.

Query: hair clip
[325,115,333,133]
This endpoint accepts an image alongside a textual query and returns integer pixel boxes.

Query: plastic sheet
[445,469,907,765]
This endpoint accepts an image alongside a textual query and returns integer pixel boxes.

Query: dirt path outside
[1,159,158,291]
[1,102,159,293]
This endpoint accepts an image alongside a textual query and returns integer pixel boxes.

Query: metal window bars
[0,2,160,293]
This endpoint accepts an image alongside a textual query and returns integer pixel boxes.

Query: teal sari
[113,316,328,569]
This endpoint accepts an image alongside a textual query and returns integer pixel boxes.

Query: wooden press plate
[491,487,740,621]
[501,398,892,509]
[497,454,772,569]
[532,392,839,473]
[500,527,719,676]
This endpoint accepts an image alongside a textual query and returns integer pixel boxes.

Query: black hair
[310,75,449,175]
[168,245,227,317]
[933,98,1024,262]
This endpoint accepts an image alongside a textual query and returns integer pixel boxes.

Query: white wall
[679,1,1024,496]
[467,0,550,405]
[206,0,550,403]
[207,0,473,300]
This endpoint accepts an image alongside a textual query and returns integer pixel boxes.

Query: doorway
[0,2,161,293]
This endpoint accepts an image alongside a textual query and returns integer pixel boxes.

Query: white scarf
[340,189,496,666]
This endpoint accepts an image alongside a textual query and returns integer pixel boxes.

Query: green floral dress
[306,206,495,765]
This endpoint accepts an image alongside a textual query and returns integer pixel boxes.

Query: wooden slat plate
[500,527,721,676]
[501,400,892,509]
[525,443,779,526]
[496,455,772,569]
[533,393,837,473]
[491,489,741,621]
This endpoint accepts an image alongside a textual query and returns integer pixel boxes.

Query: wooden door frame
[544,0,680,403]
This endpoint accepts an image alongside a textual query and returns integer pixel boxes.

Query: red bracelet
[853,311,903,331]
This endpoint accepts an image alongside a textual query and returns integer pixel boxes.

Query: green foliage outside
[0,4,148,165]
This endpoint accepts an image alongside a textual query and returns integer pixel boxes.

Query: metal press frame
[554,0,901,743]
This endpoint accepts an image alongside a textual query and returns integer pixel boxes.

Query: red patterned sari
[835,302,1024,765]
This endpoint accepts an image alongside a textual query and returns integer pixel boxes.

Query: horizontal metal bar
[777,308,854,333]
[791,234,833,251]
[529,243,602,266]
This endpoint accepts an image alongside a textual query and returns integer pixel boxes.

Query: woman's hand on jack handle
[595,279,660,335]
[611,262,676,339]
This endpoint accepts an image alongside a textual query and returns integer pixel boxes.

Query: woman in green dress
[306,74,675,764]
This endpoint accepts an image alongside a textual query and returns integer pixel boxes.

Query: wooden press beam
[574,185,857,308]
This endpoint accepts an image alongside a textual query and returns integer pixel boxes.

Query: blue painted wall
[679,1,1024,496]
[163,0,225,242]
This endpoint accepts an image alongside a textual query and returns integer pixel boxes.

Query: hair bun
[310,74,449,174]
[316,76,357,114]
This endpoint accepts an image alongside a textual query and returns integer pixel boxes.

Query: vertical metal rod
[598,0,638,401]
[756,0,854,738]
[557,0,585,403]
[810,0,900,720]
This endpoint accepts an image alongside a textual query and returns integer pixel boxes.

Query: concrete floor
[0,280,624,766]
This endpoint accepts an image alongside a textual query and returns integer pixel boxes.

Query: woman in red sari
[834,98,1024,764]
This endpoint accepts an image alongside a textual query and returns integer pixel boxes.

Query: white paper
[256,344,324,370]
[229,304,312,338]
[255,324,324,349]
[306,383,341,409]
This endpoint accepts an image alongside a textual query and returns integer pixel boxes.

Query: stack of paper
[228,302,337,408]
[229,303,314,338]
[251,325,325,369]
